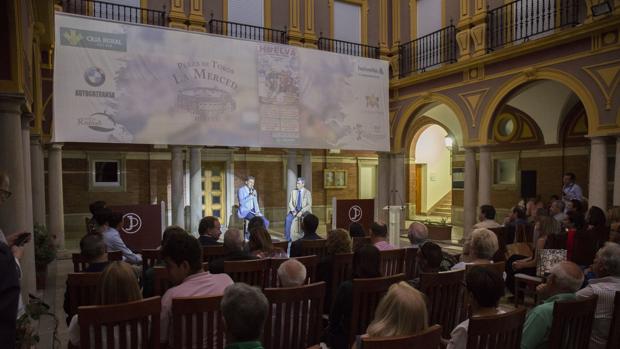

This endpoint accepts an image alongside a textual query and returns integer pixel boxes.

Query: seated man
[290,214,321,257]
[503,206,528,244]
[473,205,501,230]
[198,216,222,246]
[86,200,106,234]
[370,222,395,251]
[277,259,307,287]
[101,211,142,264]
[452,228,498,270]
[407,222,428,248]
[209,229,258,274]
[576,242,620,349]
[160,234,234,346]
[142,225,187,297]
[521,261,584,349]
[221,283,269,349]
[410,241,443,289]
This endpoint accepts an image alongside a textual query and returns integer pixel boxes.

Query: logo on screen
[349,205,362,222]
[122,213,142,234]
[84,67,106,87]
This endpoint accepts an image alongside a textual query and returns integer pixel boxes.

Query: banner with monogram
[53,13,390,151]
[108,204,163,251]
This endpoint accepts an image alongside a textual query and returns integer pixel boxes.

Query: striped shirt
[576,276,620,349]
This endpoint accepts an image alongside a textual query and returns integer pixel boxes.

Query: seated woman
[316,229,353,312]
[353,281,428,348]
[452,228,498,271]
[248,227,287,258]
[505,216,560,294]
[325,244,382,349]
[68,261,143,347]
[447,266,509,349]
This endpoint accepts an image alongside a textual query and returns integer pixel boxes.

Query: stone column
[48,143,65,249]
[171,146,185,228]
[302,150,313,191]
[20,114,35,296]
[614,137,620,206]
[30,135,46,226]
[287,150,297,195]
[463,147,478,241]
[189,147,202,235]
[377,153,391,222]
[390,153,407,206]
[588,137,607,210]
[478,146,492,206]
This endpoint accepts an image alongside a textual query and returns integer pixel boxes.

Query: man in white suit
[237,176,269,236]
[284,177,312,241]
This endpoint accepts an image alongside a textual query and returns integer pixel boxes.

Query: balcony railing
[487,0,581,51]
[398,25,457,77]
[208,19,287,44]
[62,0,166,26]
[317,37,380,59]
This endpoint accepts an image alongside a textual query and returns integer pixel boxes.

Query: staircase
[428,193,452,218]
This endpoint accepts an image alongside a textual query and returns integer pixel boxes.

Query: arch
[479,68,600,144]
[406,116,455,158]
[392,93,469,152]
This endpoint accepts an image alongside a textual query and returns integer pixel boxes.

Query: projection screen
[53,13,390,151]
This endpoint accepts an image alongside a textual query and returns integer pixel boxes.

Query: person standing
[562,172,583,202]
[237,176,269,236]
[284,177,312,241]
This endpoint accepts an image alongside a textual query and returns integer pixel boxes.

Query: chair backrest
[78,296,161,349]
[349,273,407,345]
[224,259,271,288]
[153,266,173,297]
[607,291,620,349]
[202,245,229,263]
[403,247,418,280]
[465,262,506,278]
[263,282,326,349]
[108,250,123,261]
[268,255,319,287]
[466,307,526,349]
[172,295,225,349]
[299,239,327,257]
[141,249,161,275]
[419,269,466,338]
[549,295,598,349]
[330,253,354,303]
[360,324,442,349]
[352,236,371,251]
[489,227,507,262]
[379,248,406,276]
[72,251,122,273]
[67,272,102,319]
[273,241,289,251]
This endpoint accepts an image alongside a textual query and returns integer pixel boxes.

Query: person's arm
[254,190,262,215]
[301,191,312,213]
[238,187,252,207]
[575,285,594,299]
[288,191,296,213]
[520,310,548,349]
[446,322,467,349]
[107,230,142,264]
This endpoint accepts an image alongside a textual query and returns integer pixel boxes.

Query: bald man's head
[277,259,307,287]
[550,261,584,293]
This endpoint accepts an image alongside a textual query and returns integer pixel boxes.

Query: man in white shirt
[473,205,501,230]
[562,172,583,202]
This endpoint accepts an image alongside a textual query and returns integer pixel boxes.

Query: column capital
[30,133,42,145]
[0,93,27,115]
[588,136,608,144]
[49,143,64,150]
[21,112,34,128]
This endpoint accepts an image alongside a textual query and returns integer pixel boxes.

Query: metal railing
[208,19,287,44]
[317,37,380,59]
[62,0,166,26]
[487,0,581,51]
[398,25,457,77]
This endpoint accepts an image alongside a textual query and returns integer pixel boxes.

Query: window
[334,1,361,43]
[88,154,126,192]
[227,0,264,26]
[494,158,517,185]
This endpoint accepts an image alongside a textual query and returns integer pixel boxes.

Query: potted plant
[34,224,56,290]
[16,294,60,348]
[425,217,453,241]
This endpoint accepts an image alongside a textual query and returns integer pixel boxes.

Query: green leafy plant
[34,224,56,268]
[16,294,60,348]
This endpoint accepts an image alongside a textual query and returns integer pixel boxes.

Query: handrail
[398,25,457,77]
[208,19,287,44]
[62,0,166,26]
[317,37,380,59]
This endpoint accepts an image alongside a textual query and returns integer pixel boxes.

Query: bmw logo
[84,66,105,87]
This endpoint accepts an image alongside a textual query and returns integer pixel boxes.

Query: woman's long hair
[366,281,428,337]
[96,261,142,305]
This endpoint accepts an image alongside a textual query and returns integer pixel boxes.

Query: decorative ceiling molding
[582,59,620,110]
[458,88,489,127]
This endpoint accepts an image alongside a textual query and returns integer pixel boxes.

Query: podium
[108,202,165,250]
[383,205,404,248]
[332,198,375,232]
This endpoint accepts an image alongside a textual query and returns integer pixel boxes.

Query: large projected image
[53,13,390,151]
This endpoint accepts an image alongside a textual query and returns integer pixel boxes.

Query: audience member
[407,222,428,248]
[348,222,366,238]
[370,222,395,251]
[550,200,566,223]
[608,206,620,231]
[142,225,187,297]
[473,205,501,230]
[410,241,444,288]
[248,227,287,258]
[290,213,321,257]
[87,200,106,234]
[586,206,610,250]
[353,282,428,348]
[326,244,381,349]
[521,261,584,349]
[503,206,528,244]
[209,228,258,274]
[562,172,583,202]
[567,198,585,214]
[68,261,142,347]
[316,229,353,312]
[576,242,620,349]
[246,215,267,240]
[566,211,595,266]
[277,259,307,287]
[160,233,233,345]
[525,197,545,223]
[102,211,142,264]
[447,266,508,349]
[452,228,498,270]
[220,283,269,349]
[198,216,222,246]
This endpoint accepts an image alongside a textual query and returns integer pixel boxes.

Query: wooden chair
[548,295,598,349]
[263,282,326,349]
[299,239,327,257]
[268,255,319,287]
[607,291,620,349]
[141,249,161,276]
[202,245,229,263]
[349,273,407,344]
[489,227,508,262]
[224,259,270,288]
[360,324,442,349]
[329,253,354,305]
[171,295,225,349]
[465,262,505,277]
[514,274,543,306]
[403,247,418,280]
[419,269,466,338]
[66,272,101,320]
[77,296,161,349]
[352,236,371,251]
[72,251,123,272]
[273,241,289,252]
[153,266,173,296]
[379,248,406,276]
[466,307,526,349]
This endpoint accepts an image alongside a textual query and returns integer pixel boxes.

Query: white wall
[334,1,361,43]
[415,125,451,212]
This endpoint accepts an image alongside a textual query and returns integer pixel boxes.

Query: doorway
[202,162,227,221]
